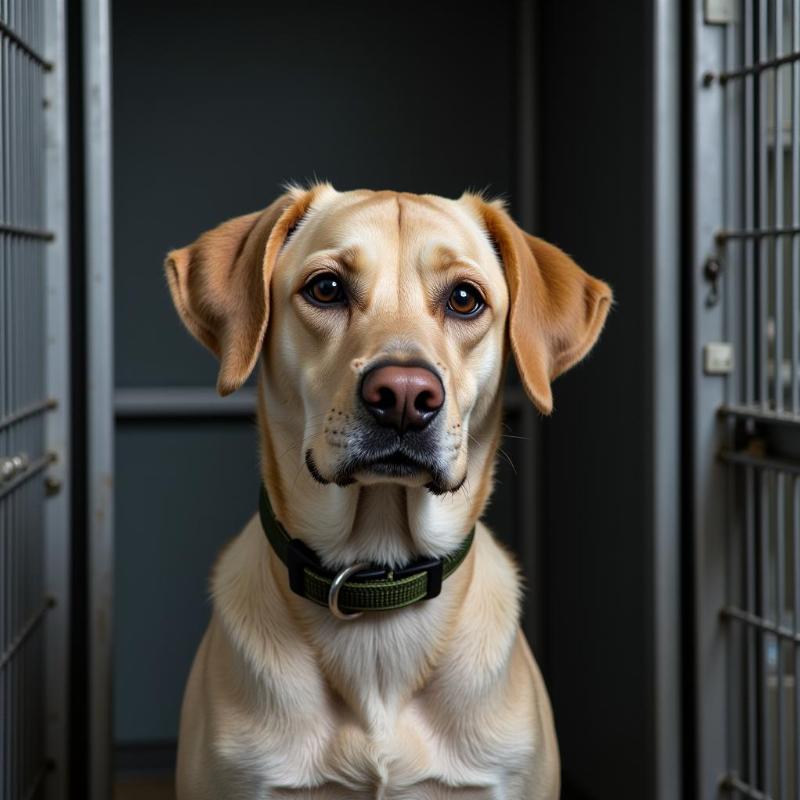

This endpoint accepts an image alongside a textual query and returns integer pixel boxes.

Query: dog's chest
[218,636,524,795]
[203,524,540,797]
[239,698,514,797]
[228,656,531,797]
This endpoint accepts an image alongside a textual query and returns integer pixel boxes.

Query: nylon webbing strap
[259,486,474,613]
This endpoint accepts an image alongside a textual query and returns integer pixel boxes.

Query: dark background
[102,2,659,798]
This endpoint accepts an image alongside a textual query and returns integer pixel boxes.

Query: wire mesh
[0,1,54,798]
[714,0,800,417]
[711,2,800,798]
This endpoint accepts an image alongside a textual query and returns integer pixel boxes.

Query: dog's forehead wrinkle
[326,193,400,228]
[311,188,495,258]
[302,195,497,290]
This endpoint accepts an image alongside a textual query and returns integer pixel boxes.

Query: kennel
[692,1,800,798]
[9,1,796,798]
[0,1,70,799]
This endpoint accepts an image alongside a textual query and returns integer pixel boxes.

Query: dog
[165,183,611,799]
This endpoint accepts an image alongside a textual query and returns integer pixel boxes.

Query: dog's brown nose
[360,364,445,433]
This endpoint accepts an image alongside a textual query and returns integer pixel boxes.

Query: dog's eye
[447,283,484,317]
[304,273,346,306]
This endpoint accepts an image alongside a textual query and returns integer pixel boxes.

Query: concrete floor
[114,774,175,800]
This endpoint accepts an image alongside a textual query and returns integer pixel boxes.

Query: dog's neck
[250,367,504,723]
[256,374,500,571]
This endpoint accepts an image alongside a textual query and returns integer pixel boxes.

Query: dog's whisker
[496,447,517,475]
[277,435,316,461]
[461,474,473,507]
[466,430,517,475]
[274,422,331,461]
[289,457,309,493]
[466,432,482,447]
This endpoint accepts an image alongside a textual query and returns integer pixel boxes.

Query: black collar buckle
[286,538,388,599]
[286,538,321,598]
[393,556,444,600]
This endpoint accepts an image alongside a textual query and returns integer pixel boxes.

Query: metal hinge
[703,257,723,307]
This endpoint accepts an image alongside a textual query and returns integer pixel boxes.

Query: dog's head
[166,184,611,499]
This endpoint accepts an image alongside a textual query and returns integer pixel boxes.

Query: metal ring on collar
[328,562,371,620]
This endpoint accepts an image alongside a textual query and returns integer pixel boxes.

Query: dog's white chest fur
[176,517,555,799]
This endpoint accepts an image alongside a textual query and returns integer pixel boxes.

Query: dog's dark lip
[306,449,356,487]
[305,449,331,485]
[308,444,460,493]
[426,471,467,496]
[361,451,427,477]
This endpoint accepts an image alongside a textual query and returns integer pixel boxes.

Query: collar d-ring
[328,562,371,620]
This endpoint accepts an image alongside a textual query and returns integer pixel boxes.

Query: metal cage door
[0,1,70,798]
[693,0,800,797]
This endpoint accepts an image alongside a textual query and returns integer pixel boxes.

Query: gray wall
[112,0,520,750]
[538,3,661,799]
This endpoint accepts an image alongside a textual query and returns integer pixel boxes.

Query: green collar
[258,486,475,615]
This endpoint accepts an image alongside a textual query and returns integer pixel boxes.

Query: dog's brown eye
[447,283,484,317]
[304,273,346,306]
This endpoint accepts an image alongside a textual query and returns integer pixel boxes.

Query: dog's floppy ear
[470,198,612,415]
[165,188,316,396]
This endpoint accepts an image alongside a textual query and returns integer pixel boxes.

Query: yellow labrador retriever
[165,183,611,799]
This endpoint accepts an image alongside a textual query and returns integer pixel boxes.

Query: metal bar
[746,465,758,789]
[0,598,50,671]
[2,13,9,798]
[719,403,800,426]
[793,477,799,800]
[720,447,800,476]
[775,472,786,799]
[718,225,800,241]
[0,452,53,501]
[793,0,800,416]
[758,0,769,411]
[0,222,52,240]
[694,0,733,794]
[115,386,258,418]
[16,18,24,794]
[0,397,54,433]
[651,1,682,796]
[725,10,739,411]
[710,49,800,85]
[722,773,775,800]
[84,0,114,795]
[22,27,31,791]
[9,31,20,778]
[746,0,757,407]
[722,605,800,646]
[759,465,770,793]
[725,465,739,780]
[0,19,51,71]
[43,0,71,793]
[775,4,785,417]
